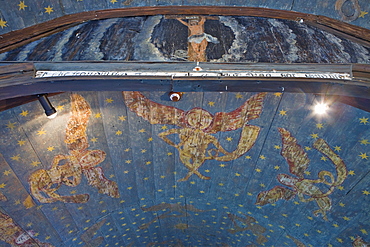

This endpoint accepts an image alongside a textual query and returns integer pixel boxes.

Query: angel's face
[185,108,213,130]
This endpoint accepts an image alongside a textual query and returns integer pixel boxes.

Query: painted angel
[256,128,347,220]
[123,91,266,181]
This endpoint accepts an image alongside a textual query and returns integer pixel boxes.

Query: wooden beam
[0,6,369,53]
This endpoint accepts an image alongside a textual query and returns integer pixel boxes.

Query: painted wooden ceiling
[0,1,369,247]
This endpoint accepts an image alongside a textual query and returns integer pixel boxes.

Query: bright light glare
[314,103,328,115]
[47,112,58,119]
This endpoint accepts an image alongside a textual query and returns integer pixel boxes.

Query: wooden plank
[0,6,369,54]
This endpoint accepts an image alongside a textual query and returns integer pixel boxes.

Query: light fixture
[314,102,329,115]
[169,92,183,102]
[37,94,57,119]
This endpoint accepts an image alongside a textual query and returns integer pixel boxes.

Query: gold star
[259,155,266,160]
[17,140,26,146]
[360,229,368,234]
[359,117,369,124]
[19,110,29,116]
[91,137,98,142]
[219,183,224,186]
[260,183,265,187]
[304,233,309,237]
[200,191,205,193]
[47,146,55,151]
[139,129,146,133]
[118,115,126,121]
[274,92,282,97]
[6,122,16,129]
[316,123,324,129]
[255,168,261,172]
[37,129,46,135]
[161,125,168,130]
[15,200,21,205]
[294,201,300,205]
[348,170,355,176]
[339,202,345,207]
[307,216,313,220]
[0,183,6,188]
[125,160,132,164]
[44,6,53,14]
[295,223,300,227]
[70,190,76,194]
[360,139,370,145]
[11,154,21,161]
[205,169,210,173]
[304,170,311,175]
[0,19,7,28]
[95,113,102,118]
[110,0,117,2]
[147,137,153,142]
[337,238,343,243]
[274,145,281,149]
[167,152,173,156]
[141,149,147,153]
[310,133,318,139]
[56,105,64,111]
[363,190,370,195]
[274,165,280,170]
[282,214,288,217]
[305,146,311,151]
[321,156,327,161]
[359,11,368,18]
[208,101,215,106]
[334,146,341,152]
[235,173,241,176]
[105,98,114,103]
[235,93,243,99]
[30,161,41,167]
[124,148,130,152]
[279,110,287,116]
[18,1,28,10]
[359,153,368,159]
[145,161,151,165]
[245,155,251,159]
[332,223,339,227]
[219,164,226,167]
[123,170,129,174]
[45,236,51,240]
[3,170,11,176]
[338,186,344,190]
[26,222,33,227]
[115,130,123,135]
[226,137,233,142]
[343,216,350,221]
[317,230,321,233]
[190,181,195,184]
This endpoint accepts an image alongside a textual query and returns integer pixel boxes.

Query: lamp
[37,94,57,119]
[169,92,183,102]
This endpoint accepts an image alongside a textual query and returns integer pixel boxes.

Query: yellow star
[235,173,241,176]
[14,200,21,205]
[19,110,29,116]
[37,129,46,135]
[316,123,324,129]
[0,183,6,188]
[219,183,224,186]
[190,181,195,184]
[247,192,252,196]
[274,145,281,149]
[348,170,355,176]
[360,229,368,234]
[56,105,64,111]
[141,149,147,153]
[47,146,55,151]
[360,139,370,145]
[200,191,205,193]
[304,170,311,175]
[339,202,345,207]
[44,6,54,14]
[17,140,26,146]
[317,230,321,233]
[321,156,327,161]
[95,113,102,118]
[205,169,210,173]
[26,222,33,227]
[359,117,369,124]
[123,170,129,174]
[91,137,98,142]
[226,137,233,142]
[11,154,21,161]
[255,168,261,172]
[359,11,368,18]
[30,161,41,167]
[115,130,122,135]
[304,233,309,237]
[147,137,153,142]
[139,129,146,133]
[337,238,343,243]
[219,164,226,167]
[45,236,51,240]
[6,122,16,129]
[208,101,215,106]
[259,155,266,160]
[167,152,173,156]
[161,125,168,130]
[105,98,114,103]
[310,133,318,139]
[118,115,126,121]
[279,110,287,116]
[338,186,344,190]
[295,223,300,227]
[359,152,368,159]
[235,93,243,99]
[124,148,130,152]
[145,161,151,165]
[110,0,117,3]
[274,165,280,170]
[3,170,11,176]
[260,183,265,187]
[343,216,350,221]
[332,223,339,227]
[305,146,311,151]
[334,146,341,152]
[0,19,7,29]
[274,92,282,97]
[18,1,28,10]
[125,160,132,164]
[70,190,76,194]
[363,190,370,195]
[245,155,251,159]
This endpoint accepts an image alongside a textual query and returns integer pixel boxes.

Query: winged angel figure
[123,92,267,181]
[256,128,347,220]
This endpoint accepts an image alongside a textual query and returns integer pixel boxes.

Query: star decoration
[359,11,368,18]
[118,115,126,121]
[124,148,130,152]
[235,173,241,176]
[141,149,147,153]
[56,105,64,111]
[94,113,102,118]
[360,229,368,234]
[167,152,173,156]
[110,0,117,2]
[316,123,324,129]
[274,165,280,170]
[0,19,7,29]
[310,133,318,139]
[19,110,29,116]
[339,202,345,207]
[123,170,129,174]
[11,154,21,161]
[18,1,28,10]
[359,117,369,124]
[91,137,98,142]
[147,137,153,142]
[255,168,261,172]
[363,190,370,195]
[343,216,350,221]
[305,146,311,151]
[304,170,311,175]
[47,146,55,151]
[334,146,341,152]
[15,200,21,205]
[259,155,266,160]
[6,122,17,129]
[235,93,243,99]
[260,183,265,187]
[105,98,114,103]
[274,145,281,149]
[0,183,7,188]
[274,92,282,97]
[279,110,287,116]
[17,140,26,146]
[3,170,11,176]
[37,129,46,135]
[115,130,123,135]
[338,186,344,190]
[219,164,226,167]
[332,223,339,227]
[360,139,370,145]
[245,155,251,159]
[44,6,54,14]
[30,161,41,167]
[226,137,233,142]
[320,156,327,161]
[125,160,132,164]
[145,161,151,165]
[208,101,215,106]
[139,129,146,133]
[161,126,167,130]
[359,152,368,159]
[348,170,355,176]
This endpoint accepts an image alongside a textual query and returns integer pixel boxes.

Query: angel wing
[123,91,186,127]
[65,94,91,151]
[204,92,267,134]
[255,186,296,206]
[278,128,310,178]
